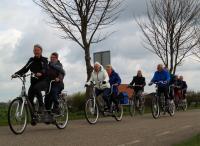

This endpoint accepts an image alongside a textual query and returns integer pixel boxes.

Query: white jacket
[87,65,110,90]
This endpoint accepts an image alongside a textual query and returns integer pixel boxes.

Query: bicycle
[171,85,187,111]
[8,74,69,135]
[84,82,123,124]
[150,81,175,119]
[127,85,145,116]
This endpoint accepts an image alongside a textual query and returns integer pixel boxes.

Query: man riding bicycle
[149,64,171,104]
[12,44,48,113]
[85,62,111,111]
[106,65,121,110]
[128,70,146,108]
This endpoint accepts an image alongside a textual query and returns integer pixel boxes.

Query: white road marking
[118,140,141,146]
[180,125,192,130]
[156,131,171,137]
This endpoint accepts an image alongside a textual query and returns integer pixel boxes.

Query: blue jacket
[109,70,121,95]
[151,70,170,87]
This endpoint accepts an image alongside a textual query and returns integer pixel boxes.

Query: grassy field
[0,104,8,126]
[174,134,200,146]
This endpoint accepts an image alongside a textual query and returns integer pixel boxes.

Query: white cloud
[0,0,199,102]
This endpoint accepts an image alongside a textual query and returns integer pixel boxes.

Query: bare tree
[33,0,122,89]
[137,0,200,74]
[193,48,200,62]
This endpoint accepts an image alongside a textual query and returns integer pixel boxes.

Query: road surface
[0,109,200,146]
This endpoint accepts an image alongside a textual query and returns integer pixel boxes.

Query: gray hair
[34,44,43,52]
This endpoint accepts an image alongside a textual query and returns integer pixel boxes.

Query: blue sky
[0,0,199,102]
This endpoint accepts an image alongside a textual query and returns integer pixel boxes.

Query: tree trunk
[84,47,93,98]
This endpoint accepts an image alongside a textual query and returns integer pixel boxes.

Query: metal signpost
[93,51,111,68]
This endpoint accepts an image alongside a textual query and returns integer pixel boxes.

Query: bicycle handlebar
[11,74,31,82]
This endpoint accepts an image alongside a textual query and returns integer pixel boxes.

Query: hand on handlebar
[55,78,60,82]
[148,82,153,86]
[85,84,89,88]
[11,74,18,79]
[35,72,42,77]
[113,83,119,86]
[102,81,106,84]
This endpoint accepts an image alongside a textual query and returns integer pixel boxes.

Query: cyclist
[179,76,187,99]
[85,62,111,111]
[149,64,171,104]
[128,70,146,108]
[105,65,121,110]
[12,44,48,113]
[33,52,65,114]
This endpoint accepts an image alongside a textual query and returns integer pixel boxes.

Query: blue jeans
[45,83,63,110]
[95,88,111,108]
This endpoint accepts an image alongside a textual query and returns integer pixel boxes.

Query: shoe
[31,120,37,126]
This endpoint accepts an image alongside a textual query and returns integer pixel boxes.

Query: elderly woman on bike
[85,62,111,111]
[106,65,121,109]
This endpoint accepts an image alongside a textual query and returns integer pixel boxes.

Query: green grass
[174,134,200,146]
[0,104,8,126]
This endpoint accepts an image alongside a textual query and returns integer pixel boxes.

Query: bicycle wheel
[85,99,99,124]
[151,96,160,119]
[182,99,188,111]
[168,100,175,116]
[129,99,135,117]
[114,104,123,121]
[55,99,69,129]
[8,98,28,135]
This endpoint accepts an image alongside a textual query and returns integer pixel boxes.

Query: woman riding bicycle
[85,62,111,111]
[33,52,65,115]
[105,65,121,110]
[128,70,146,108]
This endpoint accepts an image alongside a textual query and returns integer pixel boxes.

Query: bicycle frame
[90,84,115,112]
[12,74,36,118]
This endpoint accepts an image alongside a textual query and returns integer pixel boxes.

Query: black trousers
[157,86,169,101]
[28,82,46,107]
[29,80,49,107]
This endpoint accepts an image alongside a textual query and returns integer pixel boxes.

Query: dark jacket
[179,80,187,90]
[15,56,48,85]
[47,61,65,89]
[130,76,146,91]
[109,70,121,95]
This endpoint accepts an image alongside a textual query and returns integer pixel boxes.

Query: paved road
[0,110,200,146]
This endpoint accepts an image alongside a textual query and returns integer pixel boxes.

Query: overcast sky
[0,0,199,102]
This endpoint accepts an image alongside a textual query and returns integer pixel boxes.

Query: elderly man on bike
[106,65,121,110]
[12,44,48,113]
[149,64,171,104]
[128,70,146,108]
[85,62,111,111]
